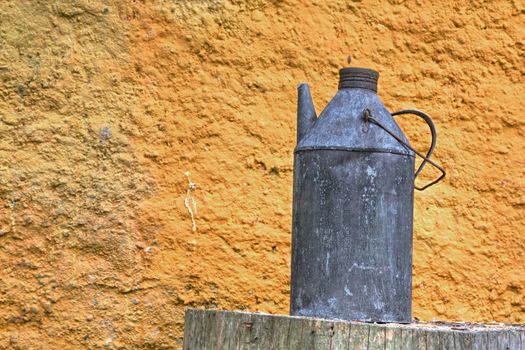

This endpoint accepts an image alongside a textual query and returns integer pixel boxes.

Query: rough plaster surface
[0,0,523,348]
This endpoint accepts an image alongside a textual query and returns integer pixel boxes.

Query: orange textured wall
[0,0,524,348]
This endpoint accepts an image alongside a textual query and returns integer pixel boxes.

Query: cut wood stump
[183,309,525,350]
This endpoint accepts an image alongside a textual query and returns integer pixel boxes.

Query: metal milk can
[290,66,445,323]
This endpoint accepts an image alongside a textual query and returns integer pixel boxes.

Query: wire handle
[363,109,446,191]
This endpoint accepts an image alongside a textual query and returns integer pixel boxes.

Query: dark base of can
[290,150,414,324]
[290,309,412,324]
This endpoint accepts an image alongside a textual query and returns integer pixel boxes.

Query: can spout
[297,83,317,142]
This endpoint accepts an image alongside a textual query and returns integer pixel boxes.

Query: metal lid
[338,67,379,92]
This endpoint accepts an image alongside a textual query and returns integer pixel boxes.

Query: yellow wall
[0,0,523,348]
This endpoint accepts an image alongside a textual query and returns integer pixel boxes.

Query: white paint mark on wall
[184,171,198,232]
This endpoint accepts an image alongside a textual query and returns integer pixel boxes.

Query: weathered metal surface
[183,309,525,350]
[291,68,416,323]
[295,81,412,155]
[291,150,414,322]
[297,84,318,143]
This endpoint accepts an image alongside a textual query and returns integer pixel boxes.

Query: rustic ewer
[290,66,445,323]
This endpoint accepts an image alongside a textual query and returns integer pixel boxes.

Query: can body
[290,150,415,322]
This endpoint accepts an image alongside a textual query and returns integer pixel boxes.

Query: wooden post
[183,309,525,350]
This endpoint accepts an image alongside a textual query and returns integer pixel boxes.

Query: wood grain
[183,309,525,350]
